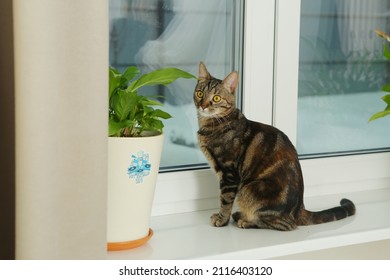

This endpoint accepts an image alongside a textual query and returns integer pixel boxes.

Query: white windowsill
[107,187,390,260]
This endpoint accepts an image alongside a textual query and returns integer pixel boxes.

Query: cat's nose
[200,102,209,110]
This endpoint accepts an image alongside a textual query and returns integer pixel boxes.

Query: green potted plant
[107,66,195,251]
[369,29,390,122]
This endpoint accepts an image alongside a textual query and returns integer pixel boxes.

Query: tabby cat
[194,62,356,231]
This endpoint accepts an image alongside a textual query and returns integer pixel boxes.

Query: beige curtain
[13,0,108,259]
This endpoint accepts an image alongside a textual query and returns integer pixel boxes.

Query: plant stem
[123,127,130,137]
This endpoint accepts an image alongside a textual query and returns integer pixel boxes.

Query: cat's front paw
[210,213,230,227]
[236,219,251,229]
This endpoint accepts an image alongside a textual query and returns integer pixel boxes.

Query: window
[110,0,390,216]
[273,0,390,196]
[109,0,243,171]
[297,0,390,157]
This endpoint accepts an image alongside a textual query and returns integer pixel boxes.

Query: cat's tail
[298,198,356,226]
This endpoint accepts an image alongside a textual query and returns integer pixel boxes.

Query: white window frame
[272,0,390,197]
[152,0,390,216]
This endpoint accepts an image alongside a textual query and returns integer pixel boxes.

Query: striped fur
[194,62,356,231]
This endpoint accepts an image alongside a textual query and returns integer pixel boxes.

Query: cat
[194,62,356,231]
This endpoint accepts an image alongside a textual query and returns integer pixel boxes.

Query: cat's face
[194,62,239,118]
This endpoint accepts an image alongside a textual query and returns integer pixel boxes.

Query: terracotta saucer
[107,228,153,251]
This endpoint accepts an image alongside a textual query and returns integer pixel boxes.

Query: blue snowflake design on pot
[127,151,151,184]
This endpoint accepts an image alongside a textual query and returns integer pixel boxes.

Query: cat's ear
[198,62,212,80]
[222,71,239,94]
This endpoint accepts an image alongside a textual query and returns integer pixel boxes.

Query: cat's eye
[196,91,204,98]
[212,95,222,103]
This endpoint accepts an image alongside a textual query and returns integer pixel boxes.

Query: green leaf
[109,67,122,99]
[369,109,390,122]
[108,66,194,137]
[369,94,390,122]
[142,106,154,116]
[382,94,390,105]
[114,90,137,122]
[108,119,135,136]
[150,119,164,132]
[143,118,164,132]
[139,97,164,107]
[384,44,390,60]
[150,109,172,119]
[121,66,140,85]
[381,84,390,92]
[109,66,140,100]
[128,68,196,92]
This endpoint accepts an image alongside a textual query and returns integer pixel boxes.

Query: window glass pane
[298,0,390,157]
[109,0,243,170]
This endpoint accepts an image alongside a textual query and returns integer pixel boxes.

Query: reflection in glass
[298,0,390,157]
[109,0,242,170]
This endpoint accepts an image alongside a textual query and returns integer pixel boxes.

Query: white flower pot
[107,134,163,251]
